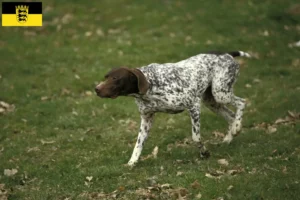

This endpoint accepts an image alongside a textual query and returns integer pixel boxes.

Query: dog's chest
[135,96,186,114]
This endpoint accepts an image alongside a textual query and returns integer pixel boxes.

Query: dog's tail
[206,51,251,58]
[227,51,251,58]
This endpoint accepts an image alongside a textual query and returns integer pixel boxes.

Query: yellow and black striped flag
[2,2,42,26]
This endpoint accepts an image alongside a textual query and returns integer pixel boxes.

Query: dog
[95,51,250,166]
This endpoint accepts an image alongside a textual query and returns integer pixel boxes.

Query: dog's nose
[95,87,100,93]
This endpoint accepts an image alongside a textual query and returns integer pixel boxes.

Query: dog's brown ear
[129,68,149,95]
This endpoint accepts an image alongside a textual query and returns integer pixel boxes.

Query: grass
[0,0,300,199]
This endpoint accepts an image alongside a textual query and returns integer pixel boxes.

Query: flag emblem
[16,5,29,23]
[2,2,42,26]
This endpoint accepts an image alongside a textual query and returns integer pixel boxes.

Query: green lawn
[1,0,300,199]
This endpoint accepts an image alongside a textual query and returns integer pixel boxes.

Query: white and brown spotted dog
[95,51,250,166]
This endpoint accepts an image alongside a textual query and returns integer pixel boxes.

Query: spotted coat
[127,53,247,166]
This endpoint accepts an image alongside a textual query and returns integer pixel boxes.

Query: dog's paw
[198,142,210,159]
[126,160,137,167]
[200,149,210,159]
[223,134,233,143]
[230,120,242,135]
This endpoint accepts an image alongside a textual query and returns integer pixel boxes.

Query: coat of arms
[16,5,29,23]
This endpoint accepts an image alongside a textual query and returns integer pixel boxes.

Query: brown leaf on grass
[24,30,36,36]
[287,4,300,15]
[275,111,300,125]
[227,185,234,191]
[206,166,244,179]
[292,59,300,67]
[27,147,40,153]
[41,96,49,101]
[41,140,55,145]
[86,176,93,182]
[141,146,159,161]
[118,119,138,132]
[4,169,18,176]
[218,159,229,166]
[108,28,121,35]
[85,91,93,96]
[248,51,260,59]
[0,101,15,114]
[61,13,73,24]
[85,31,93,37]
[245,83,252,88]
[96,28,105,37]
[118,186,125,191]
[152,146,159,159]
[61,88,71,95]
[282,166,288,174]
[205,173,222,179]
[72,110,78,116]
[191,180,200,189]
[267,125,277,134]
[176,171,184,176]
[74,74,80,80]
[195,193,202,199]
[212,131,225,138]
[0,184,8,200]
[176,187,189,199]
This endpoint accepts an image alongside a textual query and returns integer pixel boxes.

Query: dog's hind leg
[211,60,245,143]
[203,86,235,124]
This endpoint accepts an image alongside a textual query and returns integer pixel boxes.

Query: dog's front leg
[189,103,210,159]
[128,113,154,166]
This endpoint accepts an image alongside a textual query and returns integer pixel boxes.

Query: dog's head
[95,67,149,99]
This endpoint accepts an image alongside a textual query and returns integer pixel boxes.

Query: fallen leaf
[85,31,93,37]
[72,110,78,116]
[74,74,80,80]
[282,166,287,174]
[267,126,277,134]
[41,96,49,101]
[212,131,225,138]
[206,40,213,45]
[176,171,183,176]
[0,184,8,200]
[288,40,300,48]
[218,159,229,166]
[161,183,172,188]
[185,35,192,41]
[253,78,261,83]
[86,176,93,182]
[177,187,188,198]
[85,91,93,96]
[191,180,200,189]
[262,30,269,36]
[118,186,125,191]
[227,169,239,175]
[152,146,159,158]
[4,169,18,176]
[41,140,55,145]
[27,147,40,153]
[61,13,73,24]
[0,101,15,114]
[245,84,252,88]
[195,193,202,199]
[227,185,234,191]
[0,101,10,108]
[288,110,299,119]
[96,28,105,37]
[61,88,71,95]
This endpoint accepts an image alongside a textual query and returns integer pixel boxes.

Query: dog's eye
[112,77,117,80]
